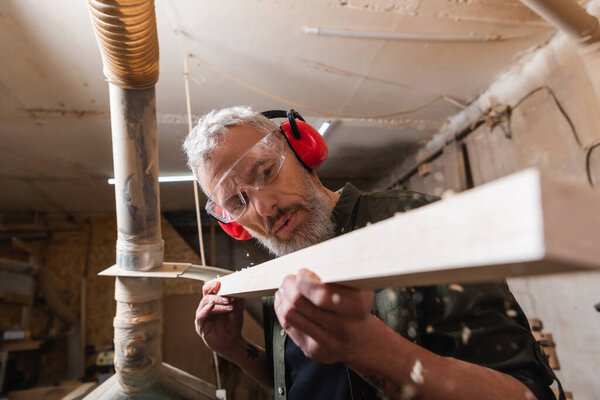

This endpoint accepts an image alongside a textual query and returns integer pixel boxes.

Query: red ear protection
[216,109,327,241]
[218,221,252,240]
[261,109,328,170]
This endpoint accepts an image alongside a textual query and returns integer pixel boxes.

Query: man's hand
[274,268,376,364]
[195,280,245,360]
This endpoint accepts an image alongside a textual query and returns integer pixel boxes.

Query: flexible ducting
[88,0,159,89]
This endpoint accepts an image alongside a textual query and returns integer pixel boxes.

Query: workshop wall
[1,215,266,398]
[398,33,600,400]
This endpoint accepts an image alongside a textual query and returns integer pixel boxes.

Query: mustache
[265,202,309,235]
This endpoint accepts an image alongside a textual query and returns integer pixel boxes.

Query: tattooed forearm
[246,343,260,360]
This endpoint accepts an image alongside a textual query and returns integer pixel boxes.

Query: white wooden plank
[215,169,600,298]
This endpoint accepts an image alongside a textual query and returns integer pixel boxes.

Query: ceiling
[0,0,554,214]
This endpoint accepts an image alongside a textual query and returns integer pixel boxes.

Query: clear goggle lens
[205,132,286,223]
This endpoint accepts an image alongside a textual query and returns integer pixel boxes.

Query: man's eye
[263,166,273,176]
[226,197,243,210]
[233,193,250,211]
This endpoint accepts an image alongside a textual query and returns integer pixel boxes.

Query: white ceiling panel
[0,0,555,213]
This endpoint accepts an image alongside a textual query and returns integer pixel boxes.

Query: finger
[197,300,234,320]
[279,275,338,330]
[275,292,338,358]
[202,294,233,306]
[278,284,368,341]
[210,304,235,314]
[202,280,221,296]
[195,294,228,319]
[296,269,373,318]
[275,287,334,343]
[196,301,215,327]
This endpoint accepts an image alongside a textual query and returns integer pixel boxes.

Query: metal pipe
[109,84,163,393]
[87,0,217,396]
[110,85,163,272]
[520,0,600,44]
[520,0,600,131]
[302,27,539,42]
[88,0,163,393]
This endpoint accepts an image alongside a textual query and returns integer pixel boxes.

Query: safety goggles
[205,131,287,223]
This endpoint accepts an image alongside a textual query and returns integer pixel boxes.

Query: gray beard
[245,175,336,257]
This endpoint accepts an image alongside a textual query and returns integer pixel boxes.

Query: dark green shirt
[264,183,561,400]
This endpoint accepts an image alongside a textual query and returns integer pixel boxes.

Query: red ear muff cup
[280,120,328,170]
[218,221,252,241]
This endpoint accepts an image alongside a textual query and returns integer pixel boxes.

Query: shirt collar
[331,182,362,235]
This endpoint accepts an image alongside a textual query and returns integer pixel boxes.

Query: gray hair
[182,106,278,187]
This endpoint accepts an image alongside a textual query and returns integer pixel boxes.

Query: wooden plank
[1,340,42,352]
[0,349,7,393]
[0,272,34,300]
[441,140,468,192]
[8,380,84,400]
[163,294,219,385]
[83,365,216,399]
[0,259,36,275]
[214,169,600,298]
[160,362,215,399]
[464,123,520,186]
[80,374,120,400]
[509,89,586,184]
[406,154,445,196]
[465,89,587,187]
[62,382,97,400]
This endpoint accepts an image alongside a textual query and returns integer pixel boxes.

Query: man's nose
[247,188,278,217]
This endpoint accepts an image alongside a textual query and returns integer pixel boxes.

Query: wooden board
[406,153,445,197]
[214,169,600,298]
[82,364,216,399]
[0,271,34,300]
[160,362,215,399]
[61,382,97,400]
[441,140,468,192]
[465,89,587,187]
[8,380,88,400]
[163,294,219,386]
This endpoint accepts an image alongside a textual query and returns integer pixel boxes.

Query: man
[183,106,561,400]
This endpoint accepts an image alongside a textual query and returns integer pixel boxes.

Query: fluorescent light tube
[108,175,195,185]
[318,121,331,136]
